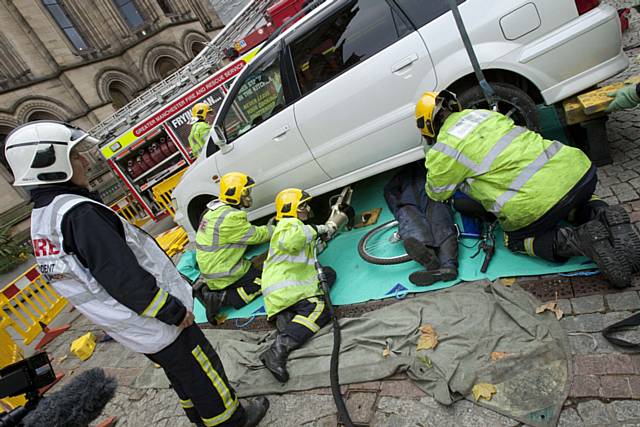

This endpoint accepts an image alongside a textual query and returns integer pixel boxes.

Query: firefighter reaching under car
[415,90,640,289]
[194,172,274,325]
[259,188,352,383]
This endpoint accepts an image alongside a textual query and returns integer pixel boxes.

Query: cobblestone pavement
[12,2,640,426]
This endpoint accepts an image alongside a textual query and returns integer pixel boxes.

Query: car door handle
[273,125,290,140]
[391,53,419,73]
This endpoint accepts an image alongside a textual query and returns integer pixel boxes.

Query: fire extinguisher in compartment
[149,143,166,163]
[159,137,172,157]
[136,155,149,172]
[140,149,156,168]
[126,159,141,179]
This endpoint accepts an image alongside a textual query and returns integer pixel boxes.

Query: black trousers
[223,265,262,309]
[505,165,607,261]
[276,267,335,344]
[145,325,245,426]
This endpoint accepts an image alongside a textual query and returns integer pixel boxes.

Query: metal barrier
[152,169,186,218]
[0,265,70,350]
[110,195,150,227]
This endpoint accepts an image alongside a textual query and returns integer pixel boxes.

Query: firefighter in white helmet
[4,121,268,427]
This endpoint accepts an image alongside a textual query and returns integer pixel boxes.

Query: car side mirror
[211,125,233,154]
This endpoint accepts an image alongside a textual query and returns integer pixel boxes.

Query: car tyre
[456,82,540,132]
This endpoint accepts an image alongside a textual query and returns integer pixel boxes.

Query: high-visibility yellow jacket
[261,218,323,319]
[188,120,210,158]
[425,109,592,231]
[196,201,273,290]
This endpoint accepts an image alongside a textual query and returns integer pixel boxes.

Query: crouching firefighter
[5,122,268,427]
[260,188,351,382]
[384,163,458,286]
[195,172,273,324]
[415,91,640,288]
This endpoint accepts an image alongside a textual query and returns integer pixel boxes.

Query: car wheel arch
[187,194,217,232]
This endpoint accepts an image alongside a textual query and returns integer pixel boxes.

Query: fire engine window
[290,0,399,96]
[222,52,285,141]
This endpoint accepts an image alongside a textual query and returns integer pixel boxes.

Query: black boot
[409,268,457,286]
[259,334,300,383]
[597,205,640,273]
[240,396,269,427]
[275,310,295,333]
[404,237,439,270]
[409,235,458,286]
[199,287,226,325]
[556,221,632,289]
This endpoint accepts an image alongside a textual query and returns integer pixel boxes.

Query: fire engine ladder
[89,0,280,142]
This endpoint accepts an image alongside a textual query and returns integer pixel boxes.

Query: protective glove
[605,84,640,112]
[340,204,356,230]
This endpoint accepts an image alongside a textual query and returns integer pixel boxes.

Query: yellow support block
[564,75,640,125]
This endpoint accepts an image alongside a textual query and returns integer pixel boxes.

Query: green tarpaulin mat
[180,169,595,323]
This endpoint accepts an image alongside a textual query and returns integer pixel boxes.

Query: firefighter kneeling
[195,172,273,324]
[416,91,640,288]
[260,189,350,382]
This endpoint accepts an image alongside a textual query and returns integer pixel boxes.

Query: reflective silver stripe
[197,206,238,251]
[238,226,256,243]
[479,127,526,171]
[433,126,526,176]
[195,242,244,252]
[201,260,244,279]
[431,142,483,174]
[428,182,458,194]
[268,253,316,266]
[263,276,318,296]
[491,141,563,213]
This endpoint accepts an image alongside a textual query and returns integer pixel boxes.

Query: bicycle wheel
[358,219,412,265]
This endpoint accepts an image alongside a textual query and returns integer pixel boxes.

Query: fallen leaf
[535,301,564,320]
[472,383,497,401]
[490,351,512,362]
[419,355,432,368]
[382,343,391,358]
[58,355,68,364]
[154,363,161,369]
[499,277,516,287]
[417,324,438,351]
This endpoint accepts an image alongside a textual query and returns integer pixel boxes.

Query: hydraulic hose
[316,261,354,427]
[446,0,496,109]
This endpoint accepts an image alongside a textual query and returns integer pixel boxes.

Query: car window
[393,0,465,29]
[290,0,401,96]
[221,51,285,142]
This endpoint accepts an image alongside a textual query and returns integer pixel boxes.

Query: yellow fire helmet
[415,90,462,138]
[275,188,312,220]
[219,172,255,205]
[192,102,211,120]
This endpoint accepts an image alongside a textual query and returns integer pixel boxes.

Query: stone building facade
[0,0,224,212]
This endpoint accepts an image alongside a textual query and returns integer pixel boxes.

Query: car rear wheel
[456,82,540,132]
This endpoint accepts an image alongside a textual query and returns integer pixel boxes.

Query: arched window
[157,0,173,15]
[0,126,13,170]
[155,57,179,79]
[42,0,89,51]
[108,81,133,109]
[26,111,60,122]
[114,0,144,29]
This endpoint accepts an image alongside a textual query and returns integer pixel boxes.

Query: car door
[290,0,437,178]
[214,46,329,211]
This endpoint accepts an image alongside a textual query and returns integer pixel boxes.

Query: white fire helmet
[4,121,99,186]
